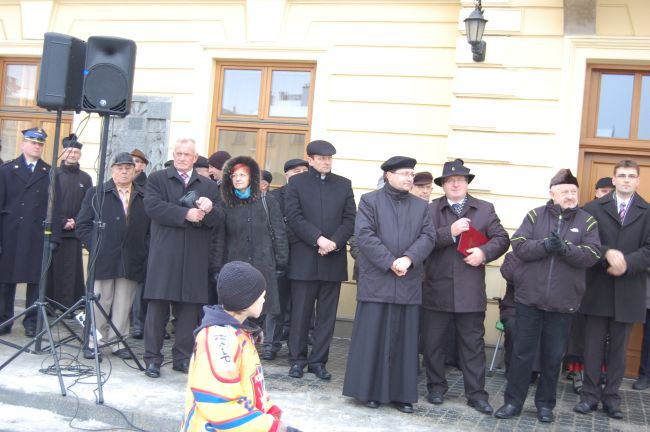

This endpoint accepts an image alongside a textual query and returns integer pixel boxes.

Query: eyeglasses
[615,174,638,180]
[230,173,249,179]
[391,170,415,178]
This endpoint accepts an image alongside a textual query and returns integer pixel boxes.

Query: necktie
[180,172,189,187]
[27,163,34,173]
[619,202,627,224]
[452,203,462,217]
[119,189,129,216]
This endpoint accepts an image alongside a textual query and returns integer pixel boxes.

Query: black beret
[262,170,273,183]
[284,158,308,173]
[194,155,210,169]
[306,140,336,156]
[413,171,433,185]
[381,156,417,172]
[595,177,613,189]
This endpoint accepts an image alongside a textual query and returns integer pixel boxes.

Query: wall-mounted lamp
[464,0,488,62]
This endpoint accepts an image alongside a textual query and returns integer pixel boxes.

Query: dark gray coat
[285,167,356,281]
[355,184,435,304]
[216,156,288,314]
[581,192,650,323]
[76,180,150,282]
[0,156,52,284]
[144,166,222,304]
[423,194,510,313]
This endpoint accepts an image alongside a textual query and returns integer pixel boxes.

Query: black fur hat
[549,168,579,188]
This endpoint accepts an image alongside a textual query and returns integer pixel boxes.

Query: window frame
[210,61,316,185]
[581,63,650,151]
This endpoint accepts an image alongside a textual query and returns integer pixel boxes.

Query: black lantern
[464,0,487,62]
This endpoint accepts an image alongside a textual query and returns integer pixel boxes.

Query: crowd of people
[1,128,650,429]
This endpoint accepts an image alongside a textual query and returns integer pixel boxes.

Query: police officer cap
[306,140,336,156]
[284,158,308,173]
[62,133,83,149]
[194,155,210,169]
[22,128,47,144]
[111,152,135,166]
[381,156,417,172]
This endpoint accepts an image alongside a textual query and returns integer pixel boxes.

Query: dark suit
[0,156,51,332]
[284,167,356,368]
[580,192,650,409]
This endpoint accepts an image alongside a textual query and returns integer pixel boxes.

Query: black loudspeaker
[37,33,86,111]
[81,36,136,116]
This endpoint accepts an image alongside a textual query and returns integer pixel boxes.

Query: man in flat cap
[284,140,356,380]
[343,156,435,413]
[261,158,309,360]
[47,134,92,312]
[260,170,273,195]
[574,160,650,419]
[0,128,53,336]
[194,156,211,178]
[411,171,434,202]
[495,169,601,423]
[76,152,150,360]
[208,150,231,184]
[422,159,509,414]
[594,176,614,199]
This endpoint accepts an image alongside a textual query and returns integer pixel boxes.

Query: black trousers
[144,300,201,366]
[264,275,291,352]
[288,280,340,368]
[504,303,572,410]
[580,314,632,409]
[421,309,488,402]
[0,283,38,331]
[639,309,650,378]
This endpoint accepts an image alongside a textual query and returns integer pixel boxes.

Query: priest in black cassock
[46,134,92,310]
[343,156,435,413]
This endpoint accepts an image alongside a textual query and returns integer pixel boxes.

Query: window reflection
[221,69,261,116]
[596,74,634,139]
[639,76,650,140]
[218,129,257,158]
[3,64,38,107]
[269,71,310,118]
[265,132,305,183]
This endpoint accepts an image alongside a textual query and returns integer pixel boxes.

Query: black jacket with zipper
[510,200,601,313]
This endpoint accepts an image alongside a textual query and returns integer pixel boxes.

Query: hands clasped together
[185,197,213,223]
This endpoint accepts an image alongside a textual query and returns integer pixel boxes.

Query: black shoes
[573,401,597,415]
[163,331,171,340]
[308,364,331,380]
[393,402,413,414]
[24,328,36,338]
[468,399,493,415]
[537,407,554,423]
[83,347,102,361]
[633,375,650,390]
[365,400,380,409]
[172,360,190,374]
[426,391,444,405]
[112,348,133,360]
[131,329,143,339]
[0,326,11,336]
[145,363,160,378]
[261,350,277,361]
[603,405,624,419]
[289,364,304,378]
[494,403,521,419]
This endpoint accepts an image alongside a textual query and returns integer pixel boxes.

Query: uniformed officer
[284,140,356,380]
[0,128,52,336]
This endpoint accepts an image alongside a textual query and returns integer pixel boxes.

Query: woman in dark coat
[216,156,288,319]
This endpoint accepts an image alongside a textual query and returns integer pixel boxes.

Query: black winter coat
[285,167,356,281]
[423,195,510,313]
[355,184,435,304]
[0,156,52,284]
[581,193,650,323]
[216,156,288,314]
[144,167,222,304]
[511,201,601,313]
[76,180,150,282]
[56,163,92,239]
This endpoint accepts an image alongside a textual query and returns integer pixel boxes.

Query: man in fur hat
[495,168,601,423]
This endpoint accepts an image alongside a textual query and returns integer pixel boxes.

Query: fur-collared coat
[216,156,288,315]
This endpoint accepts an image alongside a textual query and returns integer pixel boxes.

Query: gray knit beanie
[218,261,266,311]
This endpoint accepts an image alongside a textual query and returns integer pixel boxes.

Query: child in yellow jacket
[181,261,300,432]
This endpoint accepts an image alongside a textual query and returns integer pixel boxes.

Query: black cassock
[47,162,92,309]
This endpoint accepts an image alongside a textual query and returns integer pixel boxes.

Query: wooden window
[211,62,315,186]
[582,64,650,150]
[0,58,73,164]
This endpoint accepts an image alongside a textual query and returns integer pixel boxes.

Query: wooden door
[578,152,650,377]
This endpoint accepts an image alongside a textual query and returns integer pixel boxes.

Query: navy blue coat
[284,167,356,282]
[0,156,52,284]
